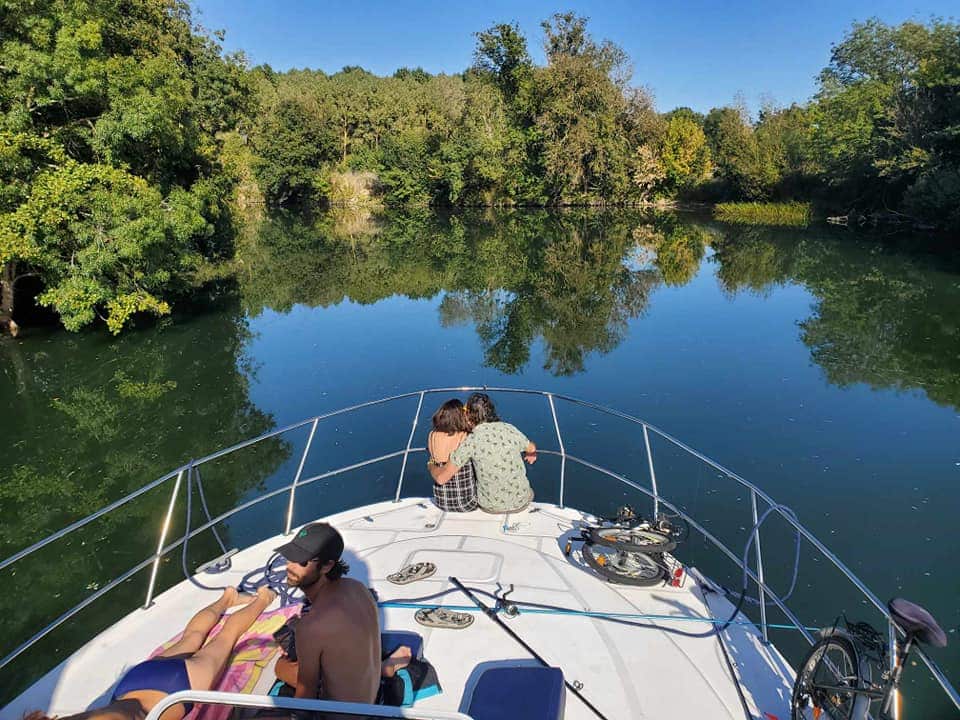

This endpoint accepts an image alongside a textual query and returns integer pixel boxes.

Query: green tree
[0,0,250,331]
[535,14,633,203]
[809,18,960,225]
[659,114,712,192]
[252,98,337,206]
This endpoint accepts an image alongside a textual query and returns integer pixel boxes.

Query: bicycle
[564,506,688,586]
[791,597,948,719]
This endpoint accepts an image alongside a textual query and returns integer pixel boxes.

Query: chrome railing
[145,691,473,720]
[2,387,958,714]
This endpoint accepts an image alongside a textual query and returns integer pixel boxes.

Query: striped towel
[150,602,304,720]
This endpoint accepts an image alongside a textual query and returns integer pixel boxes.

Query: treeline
[2,3,958,335]
[250,14,960,231]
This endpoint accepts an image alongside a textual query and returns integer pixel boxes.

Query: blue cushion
[381,630,423,660]
[467,666,565,720]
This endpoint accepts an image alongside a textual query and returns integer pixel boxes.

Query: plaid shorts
[432,461,478,512]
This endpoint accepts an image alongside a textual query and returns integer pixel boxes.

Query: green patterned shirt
[450,422,532,512]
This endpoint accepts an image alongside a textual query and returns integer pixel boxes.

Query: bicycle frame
[808,632,918,719]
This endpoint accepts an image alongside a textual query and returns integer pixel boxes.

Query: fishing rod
[450,576,610,720]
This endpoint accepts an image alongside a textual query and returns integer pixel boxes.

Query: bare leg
[159,588,240,658]
[381,645,412,678]
[184,587,276,690]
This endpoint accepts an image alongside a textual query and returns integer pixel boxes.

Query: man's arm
[293,627,323,698]
[275,656,298,686]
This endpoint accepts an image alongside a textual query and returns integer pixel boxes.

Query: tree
[659,115,712,192]
[631,144,665,202]
[0,0,251,332]
[535,14,633,203]
[809,18,960,223]
[252,98,337,206]
[473,23,533,102]
[0,160,212,332]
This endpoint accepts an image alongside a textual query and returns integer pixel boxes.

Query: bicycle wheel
[791,634,871,720]
[582,543,666,586]
[588,526,677,554]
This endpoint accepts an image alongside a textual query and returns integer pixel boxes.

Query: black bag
[272,616,300,661]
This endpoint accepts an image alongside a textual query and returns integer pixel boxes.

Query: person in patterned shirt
[429,393,537,513]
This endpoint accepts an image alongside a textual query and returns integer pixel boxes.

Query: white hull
[4,499,793,720]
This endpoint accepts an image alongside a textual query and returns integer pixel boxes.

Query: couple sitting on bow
[427,392,538,514]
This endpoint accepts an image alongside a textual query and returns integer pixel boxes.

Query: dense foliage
[0,0,251,331]
[248,14,960,234]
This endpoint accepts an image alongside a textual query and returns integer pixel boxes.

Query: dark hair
[432,399,469,434]
[466,393,499,425]
[325,558,349,581]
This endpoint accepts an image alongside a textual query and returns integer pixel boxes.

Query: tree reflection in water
[0,292,291,703]
[711,226,960,410]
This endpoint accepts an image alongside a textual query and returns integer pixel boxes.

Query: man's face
[285,557,323,588]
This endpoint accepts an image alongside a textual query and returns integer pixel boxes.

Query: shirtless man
[274,523,381,717]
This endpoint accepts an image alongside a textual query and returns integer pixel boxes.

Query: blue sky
[192,1,957,114]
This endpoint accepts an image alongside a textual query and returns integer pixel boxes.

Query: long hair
[326,558,350,581]
[466,393,499,426]
[432,399,469,435]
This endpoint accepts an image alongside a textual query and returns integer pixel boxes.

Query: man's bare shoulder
[340,577,374,596]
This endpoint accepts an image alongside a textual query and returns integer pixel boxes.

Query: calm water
[3,209,959,714]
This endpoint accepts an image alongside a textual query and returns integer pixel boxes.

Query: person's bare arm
[275,656,298,686]
[430,461,460,485]
[293,626,323,698]
[524,440,537,464]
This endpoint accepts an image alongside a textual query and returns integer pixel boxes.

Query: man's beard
[287,570,320,589]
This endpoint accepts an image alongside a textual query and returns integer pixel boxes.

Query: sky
[191,0,957,115]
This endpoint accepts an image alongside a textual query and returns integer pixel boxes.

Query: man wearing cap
[274,522,381,716]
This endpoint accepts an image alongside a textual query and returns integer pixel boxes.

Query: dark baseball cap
[275,522,344,564]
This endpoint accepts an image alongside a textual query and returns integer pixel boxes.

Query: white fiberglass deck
[5,498,794,720]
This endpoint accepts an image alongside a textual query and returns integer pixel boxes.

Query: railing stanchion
[394,392,425,502]
[750,489,769,644]
[642,424,659,517]
[144,466,186,608]
[285,418,319,535]
[547,394,566,508]
[889,620,900,720]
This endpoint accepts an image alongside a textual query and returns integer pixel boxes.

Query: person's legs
[183,587,276,691]
[159,587,240,658]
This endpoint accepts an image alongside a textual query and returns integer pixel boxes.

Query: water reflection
[237,208,960,405]
[0,295,290,701]
[711,227,960,410]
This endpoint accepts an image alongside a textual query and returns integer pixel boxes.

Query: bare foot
[381,645,412,678]
[221,587,240,607]
[256,586,278,605]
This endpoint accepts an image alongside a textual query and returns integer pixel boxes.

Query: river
[2,208,958,714]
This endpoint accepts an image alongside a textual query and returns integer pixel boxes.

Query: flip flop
[387,562,437,585]
[414,607,474,629]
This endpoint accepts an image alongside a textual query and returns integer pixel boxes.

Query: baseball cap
[274,522,344,564]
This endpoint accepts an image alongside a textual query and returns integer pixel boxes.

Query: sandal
[387,562,437,585]
[415,607,474,629]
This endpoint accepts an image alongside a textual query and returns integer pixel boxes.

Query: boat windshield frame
[2,386,958,714]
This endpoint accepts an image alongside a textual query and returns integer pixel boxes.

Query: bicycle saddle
[888,598,947,647]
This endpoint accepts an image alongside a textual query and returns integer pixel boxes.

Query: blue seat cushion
[381,630,424,660]
[467,666,565,720]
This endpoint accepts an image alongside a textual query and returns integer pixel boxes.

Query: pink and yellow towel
[149,602,304,720]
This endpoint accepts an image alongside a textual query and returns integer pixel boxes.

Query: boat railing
[144,691,474,720]
[2,387,958,714]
